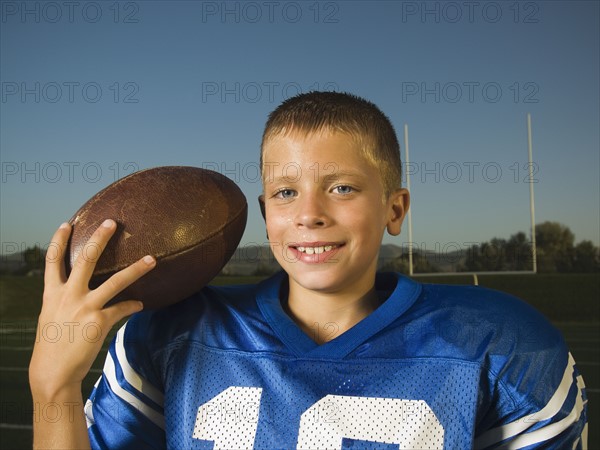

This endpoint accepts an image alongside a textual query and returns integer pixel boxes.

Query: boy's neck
[284,283,381,345]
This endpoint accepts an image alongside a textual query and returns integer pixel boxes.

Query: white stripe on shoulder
[115,323,164,407]
[496,371,585,449]
[104,350,165,429]
[85,398,94,429]
[474,353,581,449]
[85,376,102,428]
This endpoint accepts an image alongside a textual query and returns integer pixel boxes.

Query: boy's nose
[295,193,328,228]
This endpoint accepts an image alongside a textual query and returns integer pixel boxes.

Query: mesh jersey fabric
[86,271,588,449]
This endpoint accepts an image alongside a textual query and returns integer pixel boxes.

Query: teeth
[296,245,337,254]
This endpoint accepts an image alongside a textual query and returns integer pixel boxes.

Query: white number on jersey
[193,387,445,449]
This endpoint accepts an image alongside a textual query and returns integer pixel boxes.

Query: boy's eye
[275,189,297,199]
[333,185,354,195]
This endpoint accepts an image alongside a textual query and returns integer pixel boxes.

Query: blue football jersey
[86,272,587,449]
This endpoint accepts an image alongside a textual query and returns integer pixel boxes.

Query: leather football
[66,166,247,309]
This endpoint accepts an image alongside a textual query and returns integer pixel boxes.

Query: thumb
[104,300,144,326]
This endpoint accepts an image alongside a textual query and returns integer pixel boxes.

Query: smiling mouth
[285,242,344,264]
[295,244,340,255]
[289,242,345,255]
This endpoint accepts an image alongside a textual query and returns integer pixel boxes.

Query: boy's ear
[386,188,410,236]
[258,195,266,221]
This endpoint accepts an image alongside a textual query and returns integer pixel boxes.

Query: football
[66,166,247,309]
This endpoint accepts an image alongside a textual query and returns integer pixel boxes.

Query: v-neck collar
[256,272,422,359]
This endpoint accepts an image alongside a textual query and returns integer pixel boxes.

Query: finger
[90,255,156,308]
[44,222,71,287]
[102,299,145,327]
[69,219,117,289]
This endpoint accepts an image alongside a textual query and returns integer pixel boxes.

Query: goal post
[403,114,538,280]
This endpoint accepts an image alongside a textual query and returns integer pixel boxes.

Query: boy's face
[260,130,409,297]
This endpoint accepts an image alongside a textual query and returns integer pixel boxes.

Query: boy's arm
[29,221,156,449]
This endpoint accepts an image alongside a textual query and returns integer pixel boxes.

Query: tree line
[380,221,599,274]
[463,221,599,273]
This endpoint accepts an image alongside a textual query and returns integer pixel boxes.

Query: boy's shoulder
[125,279,263,340]
[369,271,554,330]
[417,279,554,330]
[407,278,566,357]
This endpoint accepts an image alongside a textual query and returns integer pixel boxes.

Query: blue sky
[1,1,599,258]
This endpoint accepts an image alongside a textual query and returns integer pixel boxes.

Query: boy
[30,92,587,448]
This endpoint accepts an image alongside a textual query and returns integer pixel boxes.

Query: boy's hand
[29,219,156,398]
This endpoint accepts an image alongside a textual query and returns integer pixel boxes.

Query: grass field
[0,273,597,449]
